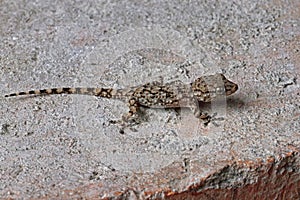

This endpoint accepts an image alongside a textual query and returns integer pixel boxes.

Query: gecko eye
[199,86,208,93]
[196,81,204,88]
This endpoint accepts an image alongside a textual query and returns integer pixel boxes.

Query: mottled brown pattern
[5,73,238,131]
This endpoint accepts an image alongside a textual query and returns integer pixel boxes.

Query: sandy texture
[0,0,299,199]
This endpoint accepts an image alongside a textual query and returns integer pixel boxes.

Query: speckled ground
[0,0,299,199]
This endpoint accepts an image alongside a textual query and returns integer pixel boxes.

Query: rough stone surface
[0,0,299,199]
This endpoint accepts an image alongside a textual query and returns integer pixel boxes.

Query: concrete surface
[0,0,299,199]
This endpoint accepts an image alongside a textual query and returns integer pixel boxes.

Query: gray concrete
[0,0,299,199]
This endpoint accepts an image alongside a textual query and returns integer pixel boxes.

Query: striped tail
[4,87,118,98]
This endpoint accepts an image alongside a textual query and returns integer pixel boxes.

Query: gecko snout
[225,81,238,96]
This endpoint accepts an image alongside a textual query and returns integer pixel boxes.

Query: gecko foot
[109,119,139,134]
[200,112,224,127]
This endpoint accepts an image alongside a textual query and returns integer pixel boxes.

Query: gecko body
[5,73,238,131]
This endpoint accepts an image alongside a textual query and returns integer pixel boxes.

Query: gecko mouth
[226,83,238,96]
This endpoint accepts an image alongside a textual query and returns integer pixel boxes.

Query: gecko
[5,73,238,133]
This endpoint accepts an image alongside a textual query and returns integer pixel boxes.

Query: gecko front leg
[188,99,211,126]
[188,98,224,126]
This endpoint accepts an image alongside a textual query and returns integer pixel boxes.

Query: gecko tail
[4,87,117,98]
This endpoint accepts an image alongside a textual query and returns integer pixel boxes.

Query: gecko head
[191,73,238,102]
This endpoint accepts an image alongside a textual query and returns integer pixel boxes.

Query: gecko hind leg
[123,98,139,121]
[110,97,141,134]
[110,117,139,134]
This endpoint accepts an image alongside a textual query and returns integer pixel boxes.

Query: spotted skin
[5,73,238,133]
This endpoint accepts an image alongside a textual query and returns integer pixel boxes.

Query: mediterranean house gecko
[5,73,238,133]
